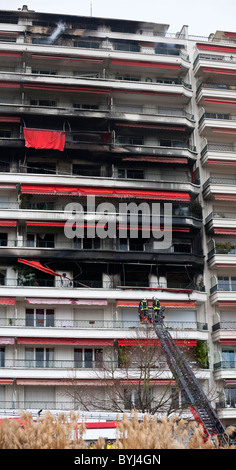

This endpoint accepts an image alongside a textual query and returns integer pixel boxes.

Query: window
[25,347,54,368]
[74,348,103,368]
[124,388,151,410]
[83,238,101,250]
[117,136,144,145]
[26,234,55,248]
[118,168,144,179]
[30,99,56,107]
[73,103,99,110]
[224,387,236,407]
[113,42,140,52]
[73,164,101,177]
[74,39,100,49]
[27,162,56,174]
[173,244,192,253]
[25,309,54,327]
[172,204,190,216]
[160,139,184,148]
[0,233,7,247]
[0,348,5,367]
[222,350,235,368]
[32,69,57,75]
[171,388,189,409]
[218,277,236,291]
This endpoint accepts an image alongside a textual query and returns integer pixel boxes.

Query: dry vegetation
[0,410,235,449]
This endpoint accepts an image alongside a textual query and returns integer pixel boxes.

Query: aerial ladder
[148,306,228,446]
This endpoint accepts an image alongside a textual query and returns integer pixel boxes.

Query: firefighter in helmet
[152,296,161,323]
[138,298,149,323]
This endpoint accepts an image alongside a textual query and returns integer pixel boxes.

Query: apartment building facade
[0,5,234,427]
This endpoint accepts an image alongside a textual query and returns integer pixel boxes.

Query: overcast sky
[1,0,236,37]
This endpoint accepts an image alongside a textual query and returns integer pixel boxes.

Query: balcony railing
[205,211,236,224]
[214,361,236,370]
[0,358,199,370]
[201,142,236,156]
[208,247,236,259]
[197,82,236,94]
[210,284,236,294]
[0,278,205,291]
[199,112,236,126]
[0,239,199,255]
[203,176,236,190]
[212,321,236,331]
[194,53,236,67]
[0,318,208,331]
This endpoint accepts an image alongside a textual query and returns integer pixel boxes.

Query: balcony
[202,176,236,201]
[196,82,236,107]
[193,54,236,78]
[198,112,236,137]
[201,142,236,166]
[205,211,236,235]
[0,317,208,331]
[0,278,205,291]
[208,244,236,269]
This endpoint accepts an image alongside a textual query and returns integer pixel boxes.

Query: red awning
[0,220,17,227]
[32,54,103,64]
[0,297,15,305]
[116,123,186,132]
[0,337,14,345]
[26,221,104,228]
[0,82,20,88]
[204,98,236,105]
[220,340,236,345]
[16,378,107,386]
[214,194,236,201]
[23,128,65,151]
[0,116,20,122]
[24,83,110,94]
[197,43,236,53]
[208,159,236,166]
[218,301,236,307]
[118,339,196,347]
[21,184,190,201]
[17,337,114,345]
[0,51,22,57]
[214,228,236,234]
[120,379,176,385]
[0,378,13,385]
[212,128,236,134]
[116,300,195,308]
[202,68,236,76]
[225,380,236,386]
[26,298,107,305]
[111,59,180,70]
[122,156,188,164]
[17,258,63,277]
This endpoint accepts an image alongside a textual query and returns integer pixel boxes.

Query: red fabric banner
[18,258,62,277]
[23,128,65,151]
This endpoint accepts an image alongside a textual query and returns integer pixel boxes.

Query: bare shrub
[0,411,235,449]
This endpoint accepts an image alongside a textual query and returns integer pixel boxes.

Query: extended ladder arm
[152,318,228,446]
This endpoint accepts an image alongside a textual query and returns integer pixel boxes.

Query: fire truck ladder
[152,317,228,446]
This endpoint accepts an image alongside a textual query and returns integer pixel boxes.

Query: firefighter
[139,298,149,323]
[152,297,161,323]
